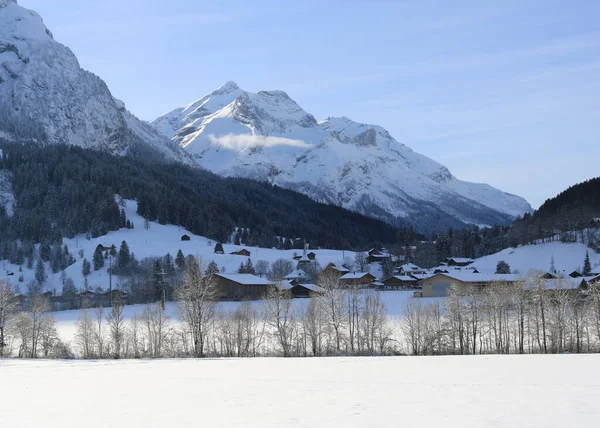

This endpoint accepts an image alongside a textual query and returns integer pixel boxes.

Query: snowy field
[1,355,599,427]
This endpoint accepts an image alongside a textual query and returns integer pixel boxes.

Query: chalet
[395,263,428,276]
[340,272,376,288]
[181,234,191,241]
[214,273,274,300]
[102,290,129,306]
[96,244,112,252]
[366,249,391,264]
[382,275,418,290]
[230,248,251,257]
[541,272,558,279]
[444,257,475,267]
[569,271,582,278]
[276,281,325,298]
[418,273,519,297]
[321,263,350,278]
[284,269,308,282]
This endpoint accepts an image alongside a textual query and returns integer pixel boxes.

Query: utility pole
[109,254,113,307]
[158,268,167,310]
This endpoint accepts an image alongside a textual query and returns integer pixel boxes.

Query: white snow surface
[0,1,189,163]
[473,241,600,275]
[152,82,532,226]
[2,355,600,427]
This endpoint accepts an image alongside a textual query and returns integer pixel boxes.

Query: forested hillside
[508,177,600,246]
[0,143,399,250]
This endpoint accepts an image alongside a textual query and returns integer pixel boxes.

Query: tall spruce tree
[118,241,131,271]
[583,251,592,276]
[93,246,104,271]
[175,249,185,271]
[35,259,46,284]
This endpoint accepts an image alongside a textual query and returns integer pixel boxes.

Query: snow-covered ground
[2,355,599,427]
[473,241,600,275]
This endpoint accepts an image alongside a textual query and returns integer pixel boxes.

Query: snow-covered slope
[0,0,188,163]
[473,241,600,275]
[152,82,532,228]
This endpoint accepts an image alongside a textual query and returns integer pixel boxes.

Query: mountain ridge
[152,81,532,230]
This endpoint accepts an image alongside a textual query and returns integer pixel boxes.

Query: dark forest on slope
[508,177,600,246]
[0,143,400,250]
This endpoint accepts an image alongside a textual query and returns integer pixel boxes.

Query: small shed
[181,234,191,241]
[231,248,251,257]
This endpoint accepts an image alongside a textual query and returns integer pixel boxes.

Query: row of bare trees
[401,274,600,355]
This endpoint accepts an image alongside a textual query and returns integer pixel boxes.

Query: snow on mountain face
[0,1,188,163]
[152,82,532,229]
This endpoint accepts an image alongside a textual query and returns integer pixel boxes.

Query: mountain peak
[213,81,240,95]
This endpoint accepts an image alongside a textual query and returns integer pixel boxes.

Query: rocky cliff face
[0,0,189,163]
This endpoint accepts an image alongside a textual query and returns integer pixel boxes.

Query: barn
[419,273,519,297]
[214,273,274,300]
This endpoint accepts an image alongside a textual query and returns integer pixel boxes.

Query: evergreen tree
[583,251,592,276]
[175,249,185,271]
[81,258,91,277]
[495,260,511,274]
[244,258,255,275]
[214,242,224,254]
[118,241,131,271]
[39,241,51,262]
[35,259,46,284]
[205,260,219,276]
[237,262,246,274]
[93,246,104,271]
[110,244,117,257]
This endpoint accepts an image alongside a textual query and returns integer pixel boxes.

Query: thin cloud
[208,134,311,151]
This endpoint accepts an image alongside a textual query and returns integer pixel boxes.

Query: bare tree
[360,290,390,354]
[354,252,368,273]
[107,293,126,358]
[318,270,347,353]
[270,259,294,281]
[94,305,106,358]
[175,258,217,357]
[141,303,170,358]
[301,297,326,356]
[263,285,295,357]
[74,300,95,358]
[0,280,16,358]
[255,260,270,278]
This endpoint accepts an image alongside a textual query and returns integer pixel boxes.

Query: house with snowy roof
[382,275,418,290]
[418,272,520,297]
[339,272,376,288]
[444,257,475,267]
[322,263,350,277]
[276,281,325,298]
[214,273,274,300]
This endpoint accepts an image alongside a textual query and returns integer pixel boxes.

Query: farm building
[180,234,191,241]
[230,248,251,257]
[214,273,274,300]
[382,275,418,290]
[418,273,520,297]
[339,272,376,287]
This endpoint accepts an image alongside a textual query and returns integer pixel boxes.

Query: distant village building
[395,263,428,276]
[366,249,391,264]
[181,234,191,241]
[321,263,350,277]
[418,273,519,297]
[276,280,325,298]
[297,243,312,269]
[214,273,273,300]
[382,275,418,290]
[339,272,376,288]
[444,257,475,267]
[230,248,251,257]
[284,269,308,283]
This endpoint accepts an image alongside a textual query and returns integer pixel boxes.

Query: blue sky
[20,0,600,208]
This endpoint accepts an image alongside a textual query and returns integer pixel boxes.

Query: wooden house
[230,248,251,257]
[321,263,350,278]
[444,257,475,267]
[366,249,391,264]
[339,272,376,288]
[419,273,519,297]
[382,275,418,290]
[214,273,274,300]
[181,234,191,241]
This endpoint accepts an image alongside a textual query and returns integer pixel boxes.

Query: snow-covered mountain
[152,82,532,229]
[0,0,188,163]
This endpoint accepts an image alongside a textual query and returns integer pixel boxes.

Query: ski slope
[2,355,599,427]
